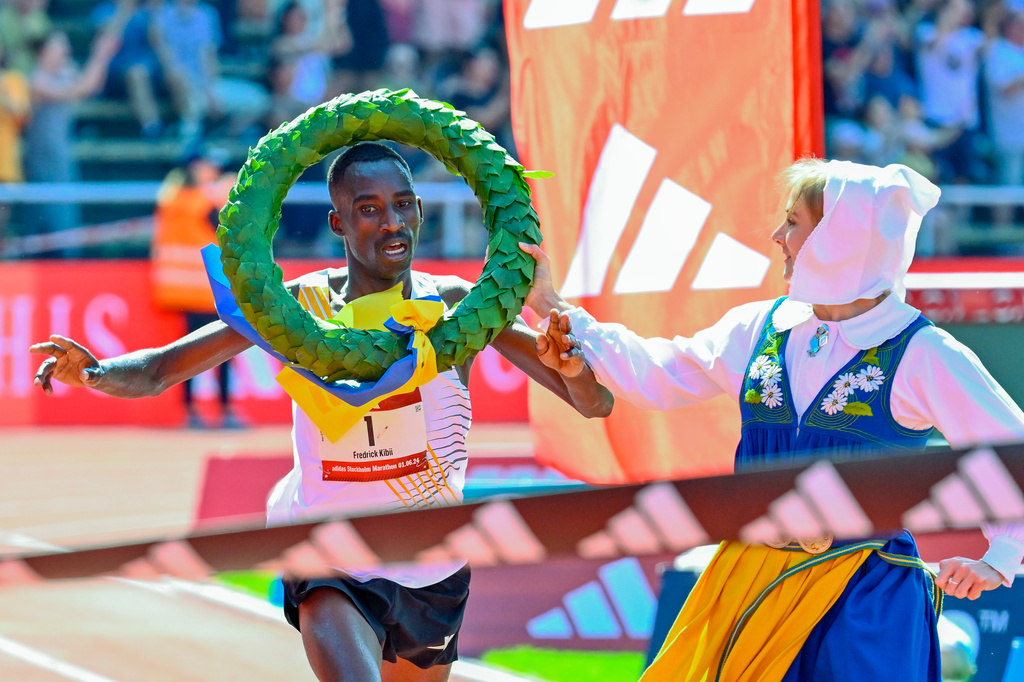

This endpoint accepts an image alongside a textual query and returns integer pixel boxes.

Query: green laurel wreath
[216,89,542,383]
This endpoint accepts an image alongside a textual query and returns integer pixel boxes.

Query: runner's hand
[30,335,104,394]
[537,309,586,378]
[936,556,1004,600]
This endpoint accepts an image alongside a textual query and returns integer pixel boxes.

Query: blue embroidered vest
[735,297,935,470]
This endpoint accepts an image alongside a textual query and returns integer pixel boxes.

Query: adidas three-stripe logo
[271,484,709,576]
[527,558,657,640]
[560,124,772,298]
[740,460,874,545]
[904,448,1024,530]
[523,0,757,29]
[739,449,1024,546]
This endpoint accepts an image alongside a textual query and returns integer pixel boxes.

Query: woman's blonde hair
[779,158,827,225]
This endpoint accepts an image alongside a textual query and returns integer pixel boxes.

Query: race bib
[320,388,429,482]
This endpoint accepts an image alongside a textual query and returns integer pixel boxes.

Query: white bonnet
[787,160,941,305]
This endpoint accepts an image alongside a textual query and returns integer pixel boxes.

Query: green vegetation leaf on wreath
[217,89,541,383]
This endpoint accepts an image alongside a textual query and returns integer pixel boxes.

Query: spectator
[861,95,905,166]
[264,55,309,129]
[269,0,349,106]
[0,40,30,240]
[914,0,989,182]
[21,30,119,256]
[412,0,494,68]
[984,10,1024,223]
[439,45,512,151]
[863,40,920,111]
[821,0,871,119]
[92,0,166,139]
[905,0,942,29]
[150,147,243,428]
[379,0,416,44]
[150,0,269,147]
[896,95,963,256]
[265,0,325,43]
[900,118,945,181]
[0,0,51,75]
[331,0,390,94]
[828,119,869,163]
[373,44,440,177]
[378,42,430,97]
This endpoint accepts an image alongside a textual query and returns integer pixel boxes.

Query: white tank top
[265,270,472,586]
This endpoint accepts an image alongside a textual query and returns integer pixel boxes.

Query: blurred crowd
[0,0,510,149]
[824,0,1024,192]
[3,0,1024,255]
[0,0,510,249]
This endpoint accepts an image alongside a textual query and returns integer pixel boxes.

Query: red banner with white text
[506,0,823,483]
[0,260,527,427]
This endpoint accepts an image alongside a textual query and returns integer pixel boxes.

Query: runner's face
[329,159,422,284]
[771,200,817,282]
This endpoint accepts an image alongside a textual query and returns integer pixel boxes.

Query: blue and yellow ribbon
[201,243,443,442]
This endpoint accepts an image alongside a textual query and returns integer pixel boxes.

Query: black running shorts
[283,565,471,668]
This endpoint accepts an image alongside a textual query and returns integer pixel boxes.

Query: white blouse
[564,295,1024,582]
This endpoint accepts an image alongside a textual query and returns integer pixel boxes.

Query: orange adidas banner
[506,0,823,483]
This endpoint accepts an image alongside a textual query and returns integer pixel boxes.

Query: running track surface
[0,576,536,682]
[0,424,535,553]
[0,425,538,682]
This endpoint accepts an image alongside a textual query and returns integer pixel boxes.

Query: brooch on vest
[808,324,829,357]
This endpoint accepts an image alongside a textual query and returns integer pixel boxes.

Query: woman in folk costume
[520,159,1024,681]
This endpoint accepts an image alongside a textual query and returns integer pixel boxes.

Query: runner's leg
[298,587,384,682]
[382,658,451,682]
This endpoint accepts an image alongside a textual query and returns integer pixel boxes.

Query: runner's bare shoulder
[429,274,472,309]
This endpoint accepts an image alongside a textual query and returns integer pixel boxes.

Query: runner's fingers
[560,346,584,361]
[28,341,67,358]
[536,333,550,357]
[34,357,55,381]
[50,334,87,354]
[34,358,55,394]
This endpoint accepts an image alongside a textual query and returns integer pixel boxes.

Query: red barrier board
[0,259,528,427]
[906,257,1024,324]
[0,261,186,426]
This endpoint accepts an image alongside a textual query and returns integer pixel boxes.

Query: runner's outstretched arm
[30,321,253,399]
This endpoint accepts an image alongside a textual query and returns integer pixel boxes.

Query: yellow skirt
[640,540,879,682]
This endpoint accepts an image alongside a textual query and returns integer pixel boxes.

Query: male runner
[31,142,613,682]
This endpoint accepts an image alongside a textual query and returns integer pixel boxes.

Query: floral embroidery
[818,347,884,416]
[856,365,885,392]
[831,372,857,398]
[749,355,772,380]
[821,390,848,415]
[745,358,784,408]
[744,330,785,409]
[761,383,783,408]
[760,363,782,383]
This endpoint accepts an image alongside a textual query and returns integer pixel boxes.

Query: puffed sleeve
[562,300,774,411]
[890,327,1024,585]
[983,524,1024,586]
[890,326,1024,447]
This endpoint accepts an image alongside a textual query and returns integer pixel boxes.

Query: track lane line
[0,635,122,682]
